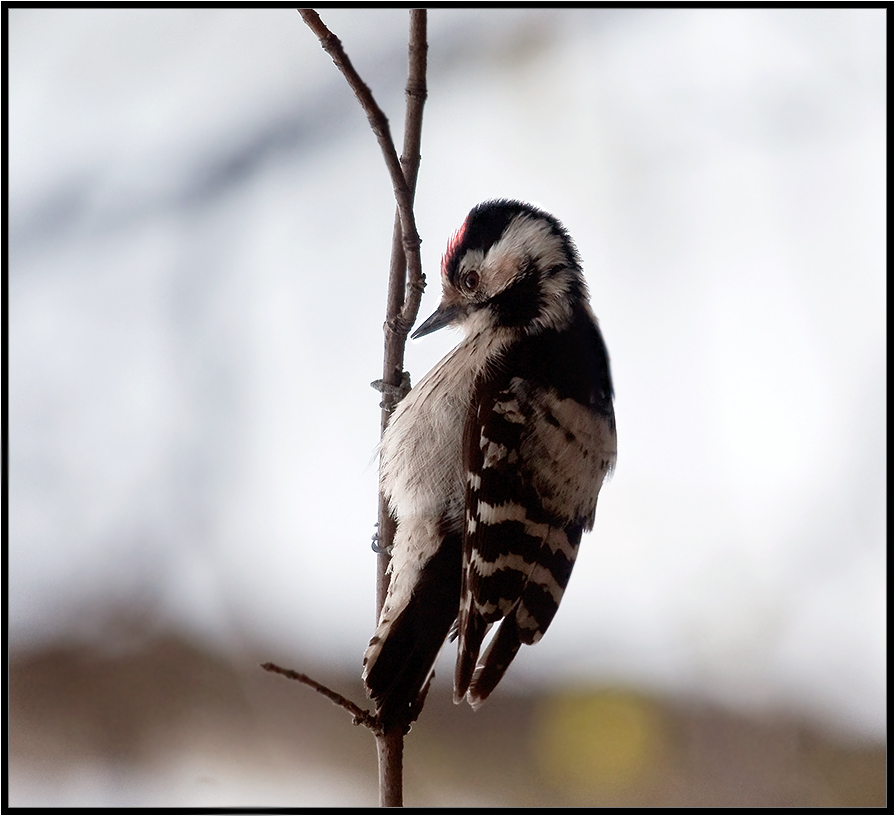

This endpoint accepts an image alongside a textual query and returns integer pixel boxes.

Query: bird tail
[466,615,524,707]
[453,609,489,703]
[363,532,461,731]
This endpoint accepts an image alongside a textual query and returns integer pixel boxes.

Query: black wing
[455,307,615,705]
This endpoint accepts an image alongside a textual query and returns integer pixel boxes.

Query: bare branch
[297,8,424,348]
[373,14,429,807]
[394,9,428,333]
[295,11,429,807]
[377,728,404,807]
[376,7,428,618]
[260,662,381,733]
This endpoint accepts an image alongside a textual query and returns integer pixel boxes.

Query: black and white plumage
[363,200,616,730]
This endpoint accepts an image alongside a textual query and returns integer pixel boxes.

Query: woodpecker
[363,200,616,731]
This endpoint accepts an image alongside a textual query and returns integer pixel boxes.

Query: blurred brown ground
[8,630,886,808]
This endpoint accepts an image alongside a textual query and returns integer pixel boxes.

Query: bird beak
[411,303,462,339]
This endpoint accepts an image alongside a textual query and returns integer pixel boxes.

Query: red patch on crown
[441,216,469,280]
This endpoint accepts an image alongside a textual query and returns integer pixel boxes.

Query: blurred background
[7,7,887,808]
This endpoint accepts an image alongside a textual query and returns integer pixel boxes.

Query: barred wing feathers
[455,306,616,706]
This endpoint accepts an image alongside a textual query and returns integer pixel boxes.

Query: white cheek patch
[483,216,569,296]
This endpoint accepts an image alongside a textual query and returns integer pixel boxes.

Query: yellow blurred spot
[534,689,662,792]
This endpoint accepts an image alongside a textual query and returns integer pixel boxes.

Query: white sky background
[8,8,887,744]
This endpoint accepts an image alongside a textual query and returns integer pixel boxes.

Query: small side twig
[261,662,381,734]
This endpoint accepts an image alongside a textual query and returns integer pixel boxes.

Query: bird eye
[461,270,479,292]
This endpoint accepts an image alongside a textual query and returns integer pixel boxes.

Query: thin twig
[297,8,424,344]
[376,8,428,615]
[374,13,428,808]
[261,662,380,733]
[380,8,428,416]
[295,10,429,808]
[393,9,428,335]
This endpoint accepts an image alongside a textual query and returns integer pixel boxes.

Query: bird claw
[371,523,393,555]
[370,371,412,410]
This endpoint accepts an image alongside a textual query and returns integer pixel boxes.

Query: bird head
[412,200,588,340]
